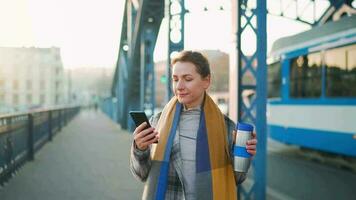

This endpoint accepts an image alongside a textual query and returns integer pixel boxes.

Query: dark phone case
[129,111,158,143]
[129,111,151,128]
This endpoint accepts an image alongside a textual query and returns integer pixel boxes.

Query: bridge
[1,0,356,199]
[0,108,144,199]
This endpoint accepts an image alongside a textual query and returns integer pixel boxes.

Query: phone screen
[129,111,158,143]
[129,111,151,129]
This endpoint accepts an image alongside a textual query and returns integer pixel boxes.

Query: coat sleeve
[129,113,161,182]
[224,116,247,185]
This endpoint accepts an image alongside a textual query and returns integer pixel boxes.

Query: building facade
[0,47,66,114]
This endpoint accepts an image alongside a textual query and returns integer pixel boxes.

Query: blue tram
[267,15,356,157]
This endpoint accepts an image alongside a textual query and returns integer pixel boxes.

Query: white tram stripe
[267,105,356,134]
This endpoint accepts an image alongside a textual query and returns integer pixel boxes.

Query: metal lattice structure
[111,0,164,130]
[235,0,267,199]
[166,0,185,102]
[236,0,353,199]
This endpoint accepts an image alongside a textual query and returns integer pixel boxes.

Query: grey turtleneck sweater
[175,105,201,200]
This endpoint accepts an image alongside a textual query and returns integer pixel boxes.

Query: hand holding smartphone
[129,111,158,144]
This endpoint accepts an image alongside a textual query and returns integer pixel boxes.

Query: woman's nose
[176,80,185,90]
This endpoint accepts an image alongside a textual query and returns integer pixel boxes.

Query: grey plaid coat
[130,113,247,200]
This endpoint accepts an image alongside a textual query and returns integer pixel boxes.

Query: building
[65,67,114,107]
[0,47,66,114]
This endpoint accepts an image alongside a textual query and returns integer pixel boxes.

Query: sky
[0,0,125,68]
[0,0,331,69]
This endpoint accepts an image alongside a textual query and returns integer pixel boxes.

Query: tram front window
[268,61,281,98]
[290,52,322,98]
[325,44,356,97]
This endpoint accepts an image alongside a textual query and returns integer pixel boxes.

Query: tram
[267,15,356,157]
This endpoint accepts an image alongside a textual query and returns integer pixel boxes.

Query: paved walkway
[0,110,143,200]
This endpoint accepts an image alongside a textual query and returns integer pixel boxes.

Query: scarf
[143,94,237,200]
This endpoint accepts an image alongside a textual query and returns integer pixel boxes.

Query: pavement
[0,110,144,200]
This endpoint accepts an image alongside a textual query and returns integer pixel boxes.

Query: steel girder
[112,1,129,129]
[115,51,129,128]
[236,0,267,199]
[112,0,164,130]
[166,0,185,102]
[140,24,157,117]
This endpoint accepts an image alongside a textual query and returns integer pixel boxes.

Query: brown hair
[171,50,211,78]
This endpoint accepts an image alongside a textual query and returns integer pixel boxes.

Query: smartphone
[129,111,158,143]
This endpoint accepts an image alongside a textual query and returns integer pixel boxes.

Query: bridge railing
[0,106,80,186]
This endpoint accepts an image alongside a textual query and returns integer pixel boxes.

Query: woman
[130,50,257,200]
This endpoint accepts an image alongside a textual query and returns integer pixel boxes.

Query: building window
[13,94,19,105]
[40,94,45,104]
[26,65,33,77]
[56,67,61,75]
[55,94,60,104]
[26,94,32,104]
[40,80,45,90]
[325,44,356,97]
[290,52,322,98]
[0,94,4,103]
[26,80,32,90]
[56,81,60,89]
[13,80,19,90]
[40,69,45,78]
[0,79,4,89]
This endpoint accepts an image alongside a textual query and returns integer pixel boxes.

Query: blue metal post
[141,26,156,116]
[236,0,267,199]
[255,0,267,199]
[118,52,129,128]
[140,32,146,111]
[166,0,185,102]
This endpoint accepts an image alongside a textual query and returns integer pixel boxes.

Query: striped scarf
[143,94,237,200]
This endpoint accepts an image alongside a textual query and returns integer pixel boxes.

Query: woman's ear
[203,75,211,89]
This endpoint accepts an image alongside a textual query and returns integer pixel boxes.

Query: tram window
[290,52,322,98]
[325,44,356,97]
[268,61,281,98]
[348,47,356,96]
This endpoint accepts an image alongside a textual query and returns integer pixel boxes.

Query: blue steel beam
[112,0,129,129]
[128,0,164,129]
[236,0,267,199]
[166,0,185,102]
[255,0,267,199]
[116,52,129,127]
[141,24,157,117]
[112,0,164,130]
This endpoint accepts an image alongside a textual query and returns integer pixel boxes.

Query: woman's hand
[232,131,257,156]
[133,122,159,151]
[246,132,257,156]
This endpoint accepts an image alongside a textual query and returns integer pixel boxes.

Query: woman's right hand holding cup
[133,122,159,151]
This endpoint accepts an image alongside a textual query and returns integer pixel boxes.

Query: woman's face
[172,61,210,109]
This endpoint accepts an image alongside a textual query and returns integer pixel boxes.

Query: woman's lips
[178,93,188,97]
